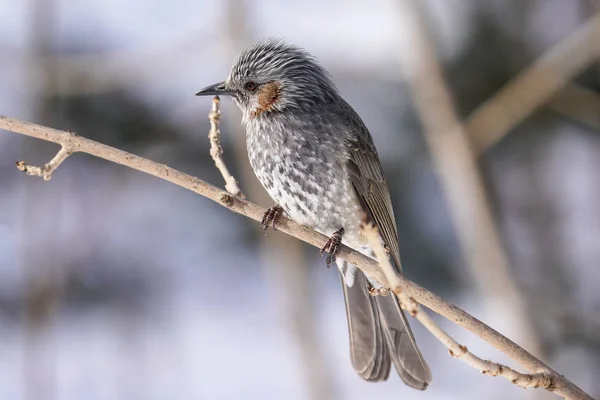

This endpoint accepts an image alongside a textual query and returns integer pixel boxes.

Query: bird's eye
[244,81,257,92]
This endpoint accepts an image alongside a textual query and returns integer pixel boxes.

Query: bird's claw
[320,228,344,268]
[261,205,283,234]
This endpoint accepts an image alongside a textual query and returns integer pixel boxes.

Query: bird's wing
[333,101,432,387]
[337,102,402,272]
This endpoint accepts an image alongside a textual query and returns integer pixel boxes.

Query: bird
[196,38,431,389]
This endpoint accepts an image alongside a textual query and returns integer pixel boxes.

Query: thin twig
[16,145,72,181]
[208,96,245,198]
[0,114,592,399]
[362,223,559,392]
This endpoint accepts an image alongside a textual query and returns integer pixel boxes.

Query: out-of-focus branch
[207,96,244,198]
[396,0,542,360]
[466,12,600,154]
[22,1,62,400]
[547,84,600,132]
[363,223,561,393]
[0,115,592,399]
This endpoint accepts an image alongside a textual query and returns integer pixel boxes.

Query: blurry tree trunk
[395,0,544,374]
[21,0,62,399]
[221,2,337,399]
[529,146,572,355]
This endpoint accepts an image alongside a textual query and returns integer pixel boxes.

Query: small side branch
[208,96,244,198]
[362,223,560,395]
[16,146,72,181]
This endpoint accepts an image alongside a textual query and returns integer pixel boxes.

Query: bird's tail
[339,261,431,389]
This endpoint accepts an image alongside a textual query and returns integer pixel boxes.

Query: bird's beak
[195,81,234,97]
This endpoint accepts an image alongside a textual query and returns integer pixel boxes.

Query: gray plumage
[196,38,431,389]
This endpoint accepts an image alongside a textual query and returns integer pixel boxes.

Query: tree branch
[0,115,592,399]
[16,145,71,181]
[208,96,244,198]
[362,223,561,393]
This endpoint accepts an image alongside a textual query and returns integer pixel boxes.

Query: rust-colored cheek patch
[253,82,281,117]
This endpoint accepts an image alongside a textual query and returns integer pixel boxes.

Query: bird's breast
[245,123,364,246]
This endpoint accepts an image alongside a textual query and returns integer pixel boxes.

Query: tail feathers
[376,292,432,389]
[341,271,390,381]
[339,260,431,389]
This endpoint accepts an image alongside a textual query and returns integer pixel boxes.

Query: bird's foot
[261,205,284,234]
[367,284,390,297]
[320,228,345,268]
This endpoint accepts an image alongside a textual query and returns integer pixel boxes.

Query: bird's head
[196,38,338,118]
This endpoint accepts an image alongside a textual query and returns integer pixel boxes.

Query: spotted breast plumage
[196,38,432,388]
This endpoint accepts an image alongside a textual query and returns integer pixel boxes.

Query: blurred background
[1,0,599,399]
